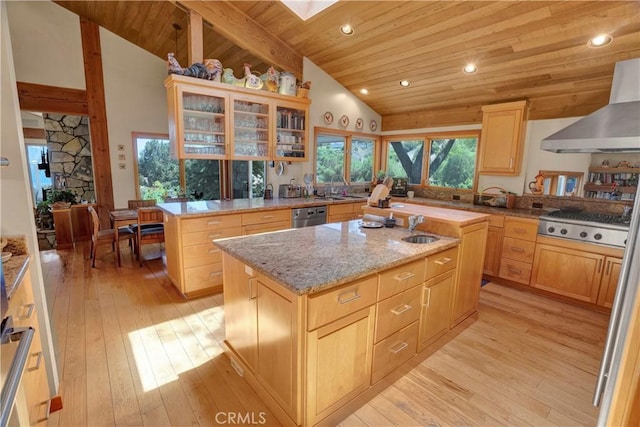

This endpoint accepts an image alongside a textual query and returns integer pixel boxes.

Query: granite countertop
[396,196,550,219]
[158,194,369,218]
[365,203,490,227]
[214,219,459,295]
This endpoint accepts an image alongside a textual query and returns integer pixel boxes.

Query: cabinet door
[274,100,308,162]
[597,257,622,308]
[477,101,527,175]
[531,244,604,303]
[222,253,258,370]
[306,306,375,425]
[483,226,503,276]
[231,95,270,160]
[418,270,454,351]
[256,279,298,418]
[172,86,228,159]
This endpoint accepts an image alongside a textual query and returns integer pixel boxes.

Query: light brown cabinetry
[483,214,504,276]
[241,209,291,235]
[419,264,456,352]
[478,100,528,175]
[165,74,309,161]
[6,269,51,426]
[498,217,538,285]
[327,201,366,223]
[531,236,623,305]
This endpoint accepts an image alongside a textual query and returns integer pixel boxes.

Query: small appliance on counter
[389,178,408,197]
[279,183,301,198]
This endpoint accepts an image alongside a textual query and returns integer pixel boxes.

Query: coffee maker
[389,178,408,197]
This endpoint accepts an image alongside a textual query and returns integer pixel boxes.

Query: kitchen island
[214,208,488,426]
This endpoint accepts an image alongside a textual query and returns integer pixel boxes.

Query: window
[315,131,377,184]
[25,144,52,204]
[539,170,583,197]
[133,133,264,201]
[383,132,479,190]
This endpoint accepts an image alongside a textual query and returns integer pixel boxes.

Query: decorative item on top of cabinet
[478,100,528,176]
[584,166,639,200]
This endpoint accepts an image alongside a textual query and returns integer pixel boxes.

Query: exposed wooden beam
[17,82,89,115]
[80,17,114,227]
[23,127,46,140]
[179,0,303,77]
[187,10,203,64]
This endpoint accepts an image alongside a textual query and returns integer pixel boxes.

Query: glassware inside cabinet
[233,99,269,158]
[276,106,306,159]
[181,91,226,157]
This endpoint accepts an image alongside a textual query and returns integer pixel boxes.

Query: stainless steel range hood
[541,58,640,153]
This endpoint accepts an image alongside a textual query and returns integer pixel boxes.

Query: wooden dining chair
[136,207,165,266]
[88,206,135,268]
[128,199,157,209]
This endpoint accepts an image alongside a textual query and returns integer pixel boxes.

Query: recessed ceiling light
[360,88,369,95]
[463,63,478,74]
[340,24,354,36]
[588,34,613,48]
[399,80,411,87]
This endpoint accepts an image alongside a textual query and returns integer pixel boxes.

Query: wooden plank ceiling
[54,1,640,130]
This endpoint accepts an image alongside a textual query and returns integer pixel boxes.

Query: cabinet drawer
[499,258,532,285]
[307,275,377,331]
[503,218,538,241]
[183,243,222,268]
[501,237,535,263]
[375,285,422,342]
[487,214,505,228]
[242,209,290,226]
[425,246,458,281]
[328,213,353,223]
[181,215,241,233]
[243,220,290,235]
[378,259,426,301]
[182,226,242,246]
[371,322,418,384]
[184,263,224,292]
[328,204,353,216]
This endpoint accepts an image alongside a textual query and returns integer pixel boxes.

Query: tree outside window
[316,134,345,183]
[350,138,374,182]
[387,140,423,184]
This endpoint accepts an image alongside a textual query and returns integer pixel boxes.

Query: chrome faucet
[330,175,348,195]
[408,215,424,233]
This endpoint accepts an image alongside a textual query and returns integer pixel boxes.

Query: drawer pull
[208,232,223,239]
[508,268,522,275]
[209,271,223,279]
[513,228,527,234]
[208,248,220,254]
[248,277,257,300]
[605,260,611,275]
[511,247,525,253]
[28,351,43,372]
[390,342,409,354]
[597,259,603,274]
[391,304,412,315]
[423,287,432,308]
[337,289,361,304]
[434,257,452,265]
[206,220,221,226]
[18,303,35,320]
[262,215,275,219]
[36,399,51,422]
[394,272,415,282]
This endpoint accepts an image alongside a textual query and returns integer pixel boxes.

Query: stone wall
[44,114,95,202]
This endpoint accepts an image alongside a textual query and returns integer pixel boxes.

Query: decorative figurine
[167,53,223,81]
[260,66,280,92]
[222,68,246,87]
[243,63,263,90]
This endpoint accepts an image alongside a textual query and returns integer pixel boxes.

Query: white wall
[1,1,59,395]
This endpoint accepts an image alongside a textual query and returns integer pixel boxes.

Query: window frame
[313,127,380,185]
[382,130,480,192]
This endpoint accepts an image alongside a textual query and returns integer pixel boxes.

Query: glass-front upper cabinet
[231,95,270,160]
[275,101,307,161]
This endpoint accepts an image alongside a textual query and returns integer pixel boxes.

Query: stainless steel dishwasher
[291,206,327,228]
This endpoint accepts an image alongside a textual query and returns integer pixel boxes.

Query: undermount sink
[402,234,439,244]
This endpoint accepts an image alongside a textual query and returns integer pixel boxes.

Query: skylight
[281,0,339,21]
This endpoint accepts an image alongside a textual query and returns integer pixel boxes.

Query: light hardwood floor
[42,242,608,426]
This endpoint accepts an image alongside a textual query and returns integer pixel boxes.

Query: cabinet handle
[208,248,220,254]
[513,228,527,234]
[434,257,452,265]
[337,289,361,304]
[508,268,522,275]
[27,351,43,372]
[511,247,525,253]
[248,277,257,300]
[597,259,603,274]
[208,232,222,239]
[423,287,432,308]
[391,304,412,315]
[209,271,223,280]
[394,272,415,282]
[18,303,35,320]
[36,399,51,423]
[261,215,275,219]
[509,158,514,170]
[206,220,221,226]
[605,260,611,275]
[390,342,409,354]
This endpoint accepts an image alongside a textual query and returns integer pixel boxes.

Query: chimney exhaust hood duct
[541,58,640,153]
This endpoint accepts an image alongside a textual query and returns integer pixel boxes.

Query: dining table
[109,209,138,266]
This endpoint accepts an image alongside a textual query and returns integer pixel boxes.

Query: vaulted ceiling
[54,1,640,130]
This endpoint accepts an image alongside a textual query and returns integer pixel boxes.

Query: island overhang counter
[213,212,488,426]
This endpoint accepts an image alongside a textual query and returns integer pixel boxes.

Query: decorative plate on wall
[323,111,334,124]
[369,120,378,131]
[355,117,364,130]
[340,114,350,127]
